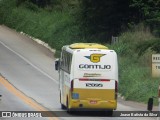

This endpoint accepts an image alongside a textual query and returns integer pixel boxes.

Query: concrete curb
[20,31,56,53]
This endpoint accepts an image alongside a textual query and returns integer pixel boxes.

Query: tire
[106,110,113,116]
[66,97,72,114]
[60,92,65,109]
[60,91,62,103]
[61,104,66,109]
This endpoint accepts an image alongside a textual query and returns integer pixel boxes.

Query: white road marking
[0,40,59,84]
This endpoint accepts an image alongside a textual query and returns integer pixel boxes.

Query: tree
[130,0,160,36]
[80,0,140,42]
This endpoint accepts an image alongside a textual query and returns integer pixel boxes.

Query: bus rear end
[70,78,118,109]
[68,49,118,113]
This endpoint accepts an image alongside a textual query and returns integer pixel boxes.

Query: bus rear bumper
[69,99,117,110]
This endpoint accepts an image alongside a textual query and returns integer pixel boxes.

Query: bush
[137,38,160,55]
[110,25,160,105]
[0,0,16,24]
[0,0,85,50]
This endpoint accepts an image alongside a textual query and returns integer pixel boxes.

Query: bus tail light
[70,80,74,92]
[100,79,110,82]
[115,80,118,99]
[79,78,89,81]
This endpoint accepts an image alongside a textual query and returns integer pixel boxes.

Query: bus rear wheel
[105,110,113,116]
[60,92,66,109]
[61,104,66,109]
[66,97,72,113]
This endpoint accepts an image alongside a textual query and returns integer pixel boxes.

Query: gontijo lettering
[79,64,111,69]
[85,54,105,63]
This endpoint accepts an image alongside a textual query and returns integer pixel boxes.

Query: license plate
[90,100,97,104]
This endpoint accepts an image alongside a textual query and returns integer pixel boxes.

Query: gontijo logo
[85,54,105,63]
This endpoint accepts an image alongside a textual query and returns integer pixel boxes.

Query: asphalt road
[0,25,157,120]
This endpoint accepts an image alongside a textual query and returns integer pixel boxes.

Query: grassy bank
[0,0,85,54]
[110,25,160,105]
[0,0,160,105]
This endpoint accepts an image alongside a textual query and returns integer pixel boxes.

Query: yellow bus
[55,43,118,116]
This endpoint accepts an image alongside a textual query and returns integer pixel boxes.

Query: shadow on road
[52,111,113,117]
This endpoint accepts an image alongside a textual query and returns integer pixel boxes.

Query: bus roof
[69,43,109,49]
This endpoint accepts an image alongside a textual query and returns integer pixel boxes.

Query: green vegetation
[80,0,160,41]
[109,25,160,104]
[0,0,160,105]
[0,0,85,53]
